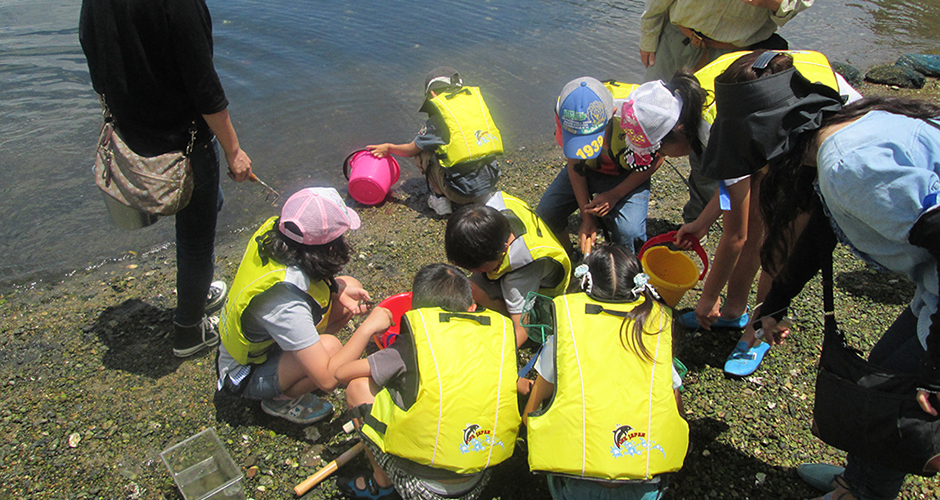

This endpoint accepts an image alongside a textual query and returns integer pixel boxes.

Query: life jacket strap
[438,312,491,325]
[445,87,472,100]
[584,303,629,317]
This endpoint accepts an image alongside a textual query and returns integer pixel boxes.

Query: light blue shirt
[816,110,940,349]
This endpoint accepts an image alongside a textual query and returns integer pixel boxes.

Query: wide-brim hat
[701,68,844,180]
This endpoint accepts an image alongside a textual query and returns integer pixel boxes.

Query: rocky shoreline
[1,78,939,499]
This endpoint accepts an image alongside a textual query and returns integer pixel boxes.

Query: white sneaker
[427,194,453,216]
[206,281,228,314]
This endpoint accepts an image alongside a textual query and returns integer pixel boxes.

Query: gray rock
[831,61,862,87]
[865,64,926,89]
[896,53,940,77]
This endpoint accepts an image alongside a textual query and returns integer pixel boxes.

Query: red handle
[638,231,708,281]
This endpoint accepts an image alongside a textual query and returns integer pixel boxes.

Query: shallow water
[1,0,939,288]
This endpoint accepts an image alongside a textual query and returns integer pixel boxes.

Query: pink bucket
[373,292,412,349]
[343,149,400,206]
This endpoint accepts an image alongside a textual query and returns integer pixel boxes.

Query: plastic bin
[160,428,245,500]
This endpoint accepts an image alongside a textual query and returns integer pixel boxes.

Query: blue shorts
[239,348,285,400]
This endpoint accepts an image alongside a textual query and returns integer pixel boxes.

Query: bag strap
[821,252,846,347]
[98,93,197,156]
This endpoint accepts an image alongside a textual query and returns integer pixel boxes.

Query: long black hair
[760,96,940,273]
[256,220,351,282]
[583,243,663,362]
[662,69,710,156]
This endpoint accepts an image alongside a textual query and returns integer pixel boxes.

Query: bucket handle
[342,149,365,180]
[638,231,708,281]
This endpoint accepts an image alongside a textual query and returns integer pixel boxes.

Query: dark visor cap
[701,67,844,180]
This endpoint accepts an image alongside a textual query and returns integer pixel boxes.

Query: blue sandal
[723,341,770,377]
[678,310,749,330]
[337,472,397,500]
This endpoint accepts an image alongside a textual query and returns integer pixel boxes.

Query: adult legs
[835,308,919,500]
[173,139,221,342]
[683,151,719,224]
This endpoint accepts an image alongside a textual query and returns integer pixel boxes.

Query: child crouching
[336,264,521,500]
[524,243,688,500]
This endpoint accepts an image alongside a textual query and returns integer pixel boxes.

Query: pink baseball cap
[278,187,361,245]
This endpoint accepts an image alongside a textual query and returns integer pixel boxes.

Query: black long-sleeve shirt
[79,0,228,155]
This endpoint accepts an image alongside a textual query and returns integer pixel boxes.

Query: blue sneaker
[678,310,749,330]
[723,341,770,377]
[261,393,334,424]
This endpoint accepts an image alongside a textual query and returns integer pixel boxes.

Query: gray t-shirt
[217,267,322,388]
[470,259,548,316]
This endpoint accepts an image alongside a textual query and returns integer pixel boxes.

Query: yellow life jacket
[361,307,520,474]
[220,216,333,365]
[484,192,571,297]
[527,293,688,481]
[427,86,504,168]
[696,50,840,127]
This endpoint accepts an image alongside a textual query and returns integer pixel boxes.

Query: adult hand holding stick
[293,441,365,496]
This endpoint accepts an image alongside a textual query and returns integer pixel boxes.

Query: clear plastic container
[160,428,245,500]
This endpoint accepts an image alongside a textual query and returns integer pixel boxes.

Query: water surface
[1,0,938,287]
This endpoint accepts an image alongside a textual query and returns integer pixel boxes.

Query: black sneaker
[206,281,228,315]
[173,316,220,358]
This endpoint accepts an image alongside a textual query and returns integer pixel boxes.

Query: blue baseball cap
[555,77,614,160]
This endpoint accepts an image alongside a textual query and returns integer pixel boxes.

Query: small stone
[702,449,711,457]
[303,427,321,442]
[246,466,259,478]
[258,475,274,487]
[67,433,81,448]
[755,472,767,484]
[300,445,326,467]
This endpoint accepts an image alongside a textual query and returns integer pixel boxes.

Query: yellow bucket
[638,232,708,308]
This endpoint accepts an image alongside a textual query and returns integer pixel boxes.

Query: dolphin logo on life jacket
[612,425,634,447]
[463,424,482,445]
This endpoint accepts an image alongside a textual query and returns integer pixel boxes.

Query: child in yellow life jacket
[445,191,571,350]
[367,66,502,216]
[335,263,520,500]
[524,243,688,500]
[217,187,374,425]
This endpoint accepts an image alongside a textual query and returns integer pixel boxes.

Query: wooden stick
[293,441,365,496]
